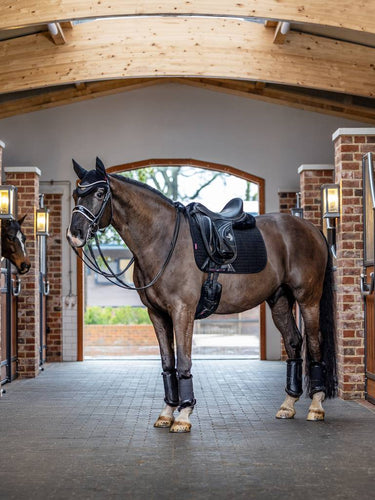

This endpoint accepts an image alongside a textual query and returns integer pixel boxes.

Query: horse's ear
[72,159,87,179]
[95,157,107,178]
[18,214,27,226]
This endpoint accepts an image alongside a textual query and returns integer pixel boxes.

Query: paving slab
[0,360,374,500]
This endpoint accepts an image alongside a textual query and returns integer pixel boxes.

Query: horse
[67,158,337,433]
[1,215,31,274]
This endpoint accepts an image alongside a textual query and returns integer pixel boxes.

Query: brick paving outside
[1,360,375,499]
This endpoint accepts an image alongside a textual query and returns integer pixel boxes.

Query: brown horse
[1,216,31,274]
[67,158,337,432]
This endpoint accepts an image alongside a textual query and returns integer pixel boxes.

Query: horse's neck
[110,177,175,259]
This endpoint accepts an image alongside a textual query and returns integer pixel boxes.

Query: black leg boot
[162,370,179,407]
[177,375,196,411]
[309,361,326,398]
[286,358,303,398]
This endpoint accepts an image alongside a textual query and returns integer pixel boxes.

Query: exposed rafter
[178,79,375,124]
[0,1,374,35]
[1,78,375,124]
[47,22,66,45]
[0,18,374,97]
[0,79,167,119]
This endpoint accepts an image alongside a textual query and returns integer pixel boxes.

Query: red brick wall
[84,324,158,356]
[334,135,375,399]
[278,191,297,360]
[44,193,63,362]
[278,191,297,215]
[6,169,40,378]
[299,167,334,229]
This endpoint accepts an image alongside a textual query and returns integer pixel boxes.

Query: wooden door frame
[77,158,266,360]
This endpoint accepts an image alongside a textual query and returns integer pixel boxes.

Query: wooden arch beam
[0,17,374,97]
[1,0,375,35]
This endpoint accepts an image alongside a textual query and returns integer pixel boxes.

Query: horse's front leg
[170,306,196,433]
[148,310,179,429]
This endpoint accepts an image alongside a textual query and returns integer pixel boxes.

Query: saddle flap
[193,212,237,265]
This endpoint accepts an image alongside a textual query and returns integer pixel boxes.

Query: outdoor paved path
[0,360,374,500]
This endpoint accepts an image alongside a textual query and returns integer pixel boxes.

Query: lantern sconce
[321,183,340,257]
[0,185,17,220]
[291,192,304,218]
[36,194,50,236]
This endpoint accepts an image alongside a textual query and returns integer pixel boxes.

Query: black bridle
[71,177,182,291]
[72,179,113,244]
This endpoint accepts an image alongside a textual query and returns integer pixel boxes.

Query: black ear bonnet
[73,158,109,198]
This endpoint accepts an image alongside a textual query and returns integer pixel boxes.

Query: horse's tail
[306,244,338,398]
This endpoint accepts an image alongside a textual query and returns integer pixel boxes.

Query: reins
[71,177,182,291]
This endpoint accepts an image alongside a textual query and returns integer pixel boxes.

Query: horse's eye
[6,235,15,241]
[96,191,104,199]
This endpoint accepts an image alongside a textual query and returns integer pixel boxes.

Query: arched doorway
[77,159,266,360]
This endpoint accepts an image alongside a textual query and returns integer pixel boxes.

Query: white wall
[0,83,367,359]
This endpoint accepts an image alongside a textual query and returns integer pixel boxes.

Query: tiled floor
[0,360,374,499]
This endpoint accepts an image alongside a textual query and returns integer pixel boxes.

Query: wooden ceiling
[1,0,375,123]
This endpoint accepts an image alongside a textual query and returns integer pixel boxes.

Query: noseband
[72,179,112,242]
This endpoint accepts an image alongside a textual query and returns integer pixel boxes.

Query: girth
[188,198,255,266]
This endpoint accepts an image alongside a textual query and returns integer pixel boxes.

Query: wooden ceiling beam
[0,1,374,35]
[0,18,374,98]
[0,79,166,119]
[178,78,375,124]
[0,77,374,125]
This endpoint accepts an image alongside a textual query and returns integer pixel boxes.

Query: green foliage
[84,306,152,325]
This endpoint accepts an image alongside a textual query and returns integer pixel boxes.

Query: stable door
[362,152,375,403]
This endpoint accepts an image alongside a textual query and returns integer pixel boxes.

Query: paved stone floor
[1,360,375,500]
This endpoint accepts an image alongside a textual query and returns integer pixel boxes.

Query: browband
[74,180,108,197]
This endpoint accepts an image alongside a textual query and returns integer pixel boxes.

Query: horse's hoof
[154,416,174,428]
[169,421,192,433]
[306,410,325,421]
[276,407,296,419]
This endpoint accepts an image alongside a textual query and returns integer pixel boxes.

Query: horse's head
[67,157,112,248]
[1,215,31,274]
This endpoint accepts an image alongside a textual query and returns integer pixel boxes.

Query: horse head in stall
[1,215,31,274]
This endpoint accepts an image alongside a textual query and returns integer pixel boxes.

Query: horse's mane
[110,173,175,207]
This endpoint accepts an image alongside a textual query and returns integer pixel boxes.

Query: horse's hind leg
[299,303,326,421]
[268,289,303,419]
[149,310,179,429]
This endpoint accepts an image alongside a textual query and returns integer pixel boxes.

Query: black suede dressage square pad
[186,211,267,274]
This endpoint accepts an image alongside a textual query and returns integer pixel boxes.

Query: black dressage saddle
[187,198,255,266]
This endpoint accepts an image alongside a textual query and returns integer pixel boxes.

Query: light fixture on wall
[36,194,50,236]
[321,183,340,257]
[291,192,304,218]
[322,184,340,221]
[0,185,17,219]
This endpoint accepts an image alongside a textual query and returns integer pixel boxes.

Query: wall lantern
[321,183,340,258]
[0,185,17,220]
[291,192,304,218]
[36,194,50,236]
[322,184,340,221]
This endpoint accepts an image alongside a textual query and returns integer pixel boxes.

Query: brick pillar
[44,193,63,361]
[0,141,4,384]
[5,167,41,378]
[333,129,375,399]
[278,189,298,361]
[298,165,334,229]
[278,190,297,215]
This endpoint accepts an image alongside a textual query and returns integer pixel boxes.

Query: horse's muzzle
[66,228,85,248]
[19,262,31,274]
